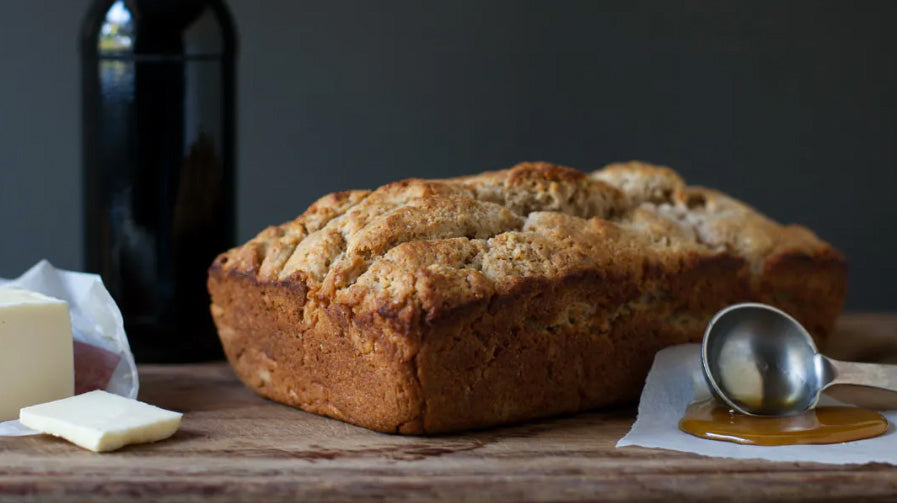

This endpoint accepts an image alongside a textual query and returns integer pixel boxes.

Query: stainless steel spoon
[701,302,897,416]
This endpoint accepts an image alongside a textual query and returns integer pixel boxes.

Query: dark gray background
[1,1,895,308]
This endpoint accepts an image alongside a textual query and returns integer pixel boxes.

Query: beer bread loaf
[208,161,846,434]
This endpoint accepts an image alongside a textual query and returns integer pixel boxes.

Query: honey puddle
[678,400,889,446]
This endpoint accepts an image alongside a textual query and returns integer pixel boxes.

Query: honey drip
[678,400,888,446]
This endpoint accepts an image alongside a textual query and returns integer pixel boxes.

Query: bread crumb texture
[208,161,847,434]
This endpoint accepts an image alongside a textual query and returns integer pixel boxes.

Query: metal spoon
[701,302,897,416]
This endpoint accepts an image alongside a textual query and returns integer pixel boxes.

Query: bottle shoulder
[81,0,236,57]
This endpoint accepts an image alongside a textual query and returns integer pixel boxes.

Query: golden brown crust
[208,161,847,434]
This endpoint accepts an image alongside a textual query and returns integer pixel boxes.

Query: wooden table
[2,314,897,502]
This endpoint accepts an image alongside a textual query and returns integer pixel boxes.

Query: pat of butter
[19,390,182,452]
[0,287,74,420]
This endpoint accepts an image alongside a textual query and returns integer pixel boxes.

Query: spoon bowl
[702,303,833,416]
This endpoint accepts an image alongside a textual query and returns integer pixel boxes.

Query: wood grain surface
[1,314,897,502]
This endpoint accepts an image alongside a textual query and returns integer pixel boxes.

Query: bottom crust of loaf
[208,249,845,435]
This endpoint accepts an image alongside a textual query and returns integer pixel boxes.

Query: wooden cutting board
[2,314,897,502]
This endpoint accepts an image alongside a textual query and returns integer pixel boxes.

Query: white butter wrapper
[617,344,897,465]
[0,260,138,436]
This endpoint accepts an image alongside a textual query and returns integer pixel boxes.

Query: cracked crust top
[213,161,840,322]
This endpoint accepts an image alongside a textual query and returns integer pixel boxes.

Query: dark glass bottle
[81,0,236,362]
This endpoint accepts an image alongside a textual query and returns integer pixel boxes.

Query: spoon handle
[827,358,897,393]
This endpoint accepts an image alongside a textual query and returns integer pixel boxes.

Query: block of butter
[19,390,182,452]
[0,287,74,421]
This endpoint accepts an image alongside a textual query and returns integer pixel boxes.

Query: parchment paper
[617,344,897,465]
